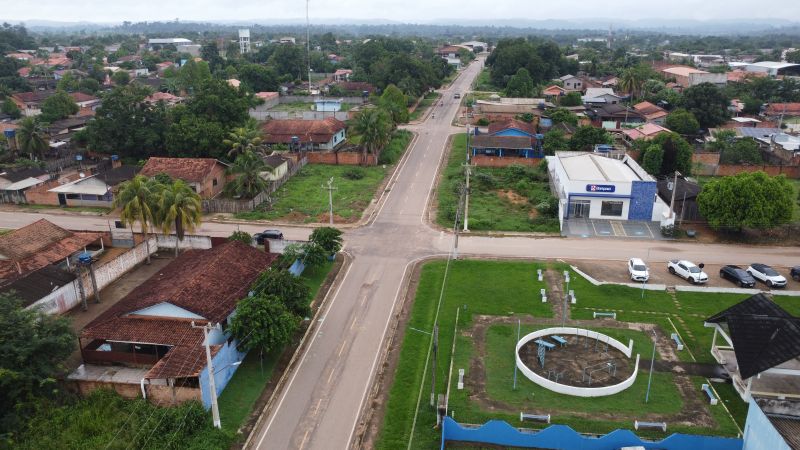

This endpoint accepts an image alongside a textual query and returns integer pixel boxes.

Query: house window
[601,201,624,216]
[213,178,218,186]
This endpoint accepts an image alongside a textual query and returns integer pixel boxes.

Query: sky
[3,0,800,25]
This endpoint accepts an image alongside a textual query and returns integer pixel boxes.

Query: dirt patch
[315,212,352,224]
[496,189,528,205]
[283,211,308,222]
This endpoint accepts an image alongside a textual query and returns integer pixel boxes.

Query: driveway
[562,219,663,240]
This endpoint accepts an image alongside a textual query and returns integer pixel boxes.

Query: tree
[698,172,793,231]
[353,107,392,165]
[618,66,647,99]
[269,44,304,80]
[238,64,278,92]
[115,175,160,264]
[309,227,343,255]
[156,180,202,257]
[559,92,582,107]
[641,144,664,175]
[228,230,253,245]
[568,126,611,151]
[683,82,729,129]
[230,294,298,357]
[665,109,700,135]
[16,117,48,160]
[39,90,79,123]
[200,42,225,72]
[708,129,737,153]
[281,242,328,269]
[640,132,694,177]
[225,150,270,199]
[505,68,535,97]
[0,293,74,434]
[165,110,227,158]
[251,269,311,318]
[787,50,800,64]
[378,84,409,125]
[719,137,763,165]
[548,108,578,126]
[543,129,568,155]
[111,70,130,86]
[78,78,100,94]
[1,97,20,119]
[223,124,262,159]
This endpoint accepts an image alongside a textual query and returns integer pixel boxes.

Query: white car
[747,263,787,288]
[667,260,708,284]
[628,258,649,282]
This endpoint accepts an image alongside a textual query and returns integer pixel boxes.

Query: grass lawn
[378,260,744,449]
[474,68,502,92]
[409,92,440,122]
[216,260,335,439]
[435,134,559,233]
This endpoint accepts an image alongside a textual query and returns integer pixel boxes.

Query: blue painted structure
[741,402,792,450]
[471,124,544,159]
[289,259,306,277]
[198,331,247,410]
[628,180,658,221]
[441,417,743,450]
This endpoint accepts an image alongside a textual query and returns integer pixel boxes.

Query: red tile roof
[145,91,182,103]
[765,103,800,116]
[12,91,54,105]
[488,118,536,136]
[0,219,103,281]
[633,101,668,121]
[261,118,346,144]
[81,241,277,379]
[69,92,99,103]
[337,81,375,93]
[140,157,226,183]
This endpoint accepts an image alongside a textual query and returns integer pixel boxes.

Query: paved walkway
[562,218,663,239]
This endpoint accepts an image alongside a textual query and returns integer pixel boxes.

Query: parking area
[562,219,663,240]
[572,259,800,291]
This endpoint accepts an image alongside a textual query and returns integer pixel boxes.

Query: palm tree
[157,180,202,257]
[353,107,392,165]
[114,175,159,264]
[226,150,271,199]
[16,117,49,161]
[223,124,263,159]
[619,67,646,101]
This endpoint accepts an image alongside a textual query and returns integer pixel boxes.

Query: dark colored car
[254,229,284,245]
[719,265,756,288]
[791,266,800,281]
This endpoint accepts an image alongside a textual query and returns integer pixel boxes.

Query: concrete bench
[537,269,543,282]
[534,339,556,350]
[593,311,617,319]
[551,336,567,347]
[671,333,684,351]
[569,289,577,304]
[520,412,551,423]
[458,368,465,390]
[540,288,547,303]
[634,420,667,432]
[701,383,718,405]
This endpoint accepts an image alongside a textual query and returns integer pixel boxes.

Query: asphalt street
[2,57,799,450]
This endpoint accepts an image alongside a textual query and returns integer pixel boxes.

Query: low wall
[306,151,377,166]
[69,379,201,406]
[515,327,639,398]
[691,153,800,178]
[156,234,212,251]
[280,95,365,104]
[472,155,543,167]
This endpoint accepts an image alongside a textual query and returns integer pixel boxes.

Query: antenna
[307,0,312,94]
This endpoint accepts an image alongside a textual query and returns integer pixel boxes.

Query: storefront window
[601,201,624,216]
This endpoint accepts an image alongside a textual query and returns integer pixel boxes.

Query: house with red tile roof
[333,68,353,82]
[144,91,184,106]
[11,90,55,117]
[542,85,566,99]
[633,101,668,125]
[622,123,672,143]
[73,241,277,408]
[261,117,347,151]
[140,157,229,198]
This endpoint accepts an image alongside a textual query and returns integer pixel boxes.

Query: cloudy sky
[3,0,799,24]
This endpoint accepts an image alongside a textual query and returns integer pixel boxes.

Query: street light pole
[645,330,657,403]
[192,321,222,429]
[463,163,471,232]
[669,171,681,219]
[321,177,336,225]
[562,271,570,327]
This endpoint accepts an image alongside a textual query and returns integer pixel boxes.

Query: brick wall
[306,151,377,166]
[692,152,721,165]
[199,164,228,198]
[24,180,61,205]
[715,164,800,178]
[472,155,543,167]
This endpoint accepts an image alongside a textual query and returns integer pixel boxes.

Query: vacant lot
[269,101,353,112]
[435,134,559,233]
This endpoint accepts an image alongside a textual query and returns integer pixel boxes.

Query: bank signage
[586,184,615,193]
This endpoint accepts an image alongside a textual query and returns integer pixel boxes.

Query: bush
[476,118,490,126]
[504,164,535,183]
[473,171,497,190]
[342,167,365,180]
[661,224,676,237]
[535,196,559,217]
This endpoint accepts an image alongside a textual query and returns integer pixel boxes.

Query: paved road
[3,57,800,450]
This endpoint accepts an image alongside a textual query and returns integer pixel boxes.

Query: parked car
[719,265,756,288]
[254,229,284,245]
[747,263,787,288]
[667,260,708,284]
[628,258,649,282]
[791,266,800,281]
[454,93,461,99]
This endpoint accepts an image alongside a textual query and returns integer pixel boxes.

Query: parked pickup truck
[667,260,708,284]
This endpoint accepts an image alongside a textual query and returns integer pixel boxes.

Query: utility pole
[462,163,471,232]
[321,177,337,225]
[668,171,681,219]
[430,324,439,407]
[562,271,570,327]
[193,321,222,429]
[453,185,465,260]
[645,329,657,403]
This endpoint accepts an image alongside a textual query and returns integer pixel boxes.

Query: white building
[148,38,192,50]
[548,152,669,228]
[741,61,800,77]
[238,29,251,54]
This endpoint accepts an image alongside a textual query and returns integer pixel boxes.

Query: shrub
[342,167,365,180]
[473,171,497,190]
[476,118,490,126]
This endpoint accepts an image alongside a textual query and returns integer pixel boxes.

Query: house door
[569,200,590,219]
[57,193,67,206]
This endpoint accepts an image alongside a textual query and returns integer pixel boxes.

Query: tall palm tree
[16,117,48,161]
[619,67,645,101]
[353,107,392,165]
[223,124,263,159]
[157,180,202,257]
[114,175,159,264]
[226,150,271,199]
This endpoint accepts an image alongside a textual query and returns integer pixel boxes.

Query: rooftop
[623,123,672,141]
[662,66,709,77]
[471,135,533,150]
[557,152,647,183]
[488,118,536,136]
[140,157,226,183]
[261,117,346,144]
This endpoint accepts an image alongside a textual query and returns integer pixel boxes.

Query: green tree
[548,108,578,126]
[111,70,130,86]
[223,124,262,159]
[56,72,79,92]
[225,150,270,199]
[568,126,611,151]
[309,227,343,256]
[156,180,202,257]
[787,50,800,64]
[200,42,225,72]
[543,129,568,155]
[230,294,298,359]
[559,92,582,107]
[228,230,253,245]
[719,137,763,165]
[643,132,694,176]
[665,109,700,135]
[114,175,160,264]
[251,269,311,318]
[504,67,535,97]
[78,78,100,94]
[378,84,409,125]
[0,293,74,435]
[683,82,730,129]
[1,97,20,119]
[708,129,737,153]
[165,110,227,158]
[269,44,304,80]
[238,63,278,92]
[15,117,48,160]
[39,90,79,123]
[281,242,328,269]
[353,107,392,165]
[176,59,212,94]
[641,144,664,175]
[698,172,793,231]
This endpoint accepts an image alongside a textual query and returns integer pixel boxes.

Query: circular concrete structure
[515,327,640,397]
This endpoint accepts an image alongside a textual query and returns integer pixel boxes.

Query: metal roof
[2,177,44,191]
[557,152,643,183]
[48,175,109,196]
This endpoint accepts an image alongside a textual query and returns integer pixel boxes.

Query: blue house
[471,119,544,160]
[75,241,277,409]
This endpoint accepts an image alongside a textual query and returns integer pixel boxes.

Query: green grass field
[435,134,559,233]
[377,260,744,450]
[474,68,503,92]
